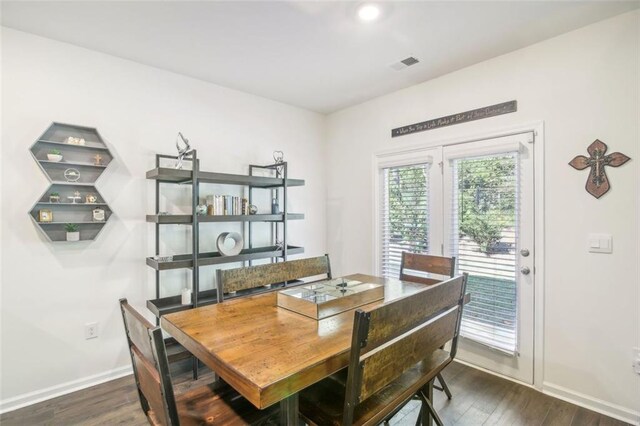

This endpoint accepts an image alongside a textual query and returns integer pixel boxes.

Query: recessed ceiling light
[357,4,381,22]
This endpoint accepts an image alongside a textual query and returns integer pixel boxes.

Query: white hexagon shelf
[29,123,114,242]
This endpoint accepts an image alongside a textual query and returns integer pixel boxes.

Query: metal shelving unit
[145,151,305,318]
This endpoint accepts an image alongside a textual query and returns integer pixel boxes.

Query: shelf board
[146,280,304,317]
[36,202,109,206]
[49,181,97,187]
[38,159,108,168]
[146,245,304,270]
[146,213,304,224]
[36,139,110,151]
[36,221,107,225]
[146,167,304,188]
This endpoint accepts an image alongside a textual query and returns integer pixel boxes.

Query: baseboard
[0,365,133,415]
[542,382,639,426]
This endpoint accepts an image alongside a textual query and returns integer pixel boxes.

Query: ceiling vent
[390,56,420,71]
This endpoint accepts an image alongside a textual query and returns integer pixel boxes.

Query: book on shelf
[204,195,249,216]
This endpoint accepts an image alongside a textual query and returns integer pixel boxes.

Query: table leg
[279,393,299,425]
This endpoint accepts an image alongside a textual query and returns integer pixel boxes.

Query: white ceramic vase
[66,231,80,242]
[47,154,63,162]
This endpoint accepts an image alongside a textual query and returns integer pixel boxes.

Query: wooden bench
[216,254,332,302]
[298,273,468,426]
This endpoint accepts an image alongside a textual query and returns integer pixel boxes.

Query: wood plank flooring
[1,361,630,425]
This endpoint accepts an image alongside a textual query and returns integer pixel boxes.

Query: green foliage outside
[387,165,428,251]
[386,155,516,254]
[457,156,516,253]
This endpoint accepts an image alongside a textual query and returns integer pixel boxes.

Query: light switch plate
[588,233,612,253]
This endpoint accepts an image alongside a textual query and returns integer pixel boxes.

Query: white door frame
[372,121,545,389]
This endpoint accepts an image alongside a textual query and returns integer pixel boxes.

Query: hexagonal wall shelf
[29,123,114,242]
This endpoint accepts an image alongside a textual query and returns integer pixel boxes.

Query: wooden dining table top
[161,273,445,410]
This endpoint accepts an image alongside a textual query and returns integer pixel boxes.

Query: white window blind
[380,163,430,279]
[450,152,520,354]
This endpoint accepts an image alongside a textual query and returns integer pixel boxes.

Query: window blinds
[450,152,520,354]
[380,163,430,279]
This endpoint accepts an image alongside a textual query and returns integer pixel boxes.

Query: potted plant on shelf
[49,192,60,203]
[47,149,63,162]
[65,223,80,241]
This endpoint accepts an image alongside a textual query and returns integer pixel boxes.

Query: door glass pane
[381,163,430,278]
[450,153,519,353]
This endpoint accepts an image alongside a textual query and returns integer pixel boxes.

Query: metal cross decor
[569,139,630,199]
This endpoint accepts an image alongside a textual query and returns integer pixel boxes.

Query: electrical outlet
[633,348,640,375]
[85,322,99,340]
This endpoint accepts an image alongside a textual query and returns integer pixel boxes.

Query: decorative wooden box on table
[277,278,384,319]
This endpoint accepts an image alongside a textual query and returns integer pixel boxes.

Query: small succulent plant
[50,149,62,155]
[64,223,79,232]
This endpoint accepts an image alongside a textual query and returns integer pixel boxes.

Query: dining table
[161,273,467,425]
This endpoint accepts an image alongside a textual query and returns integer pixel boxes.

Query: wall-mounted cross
[569,139,630,199]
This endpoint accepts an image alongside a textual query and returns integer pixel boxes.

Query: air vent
[390,56,420,71]
[401,57,419,66]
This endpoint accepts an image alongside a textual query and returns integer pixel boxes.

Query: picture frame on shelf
[93,208,106,222]
[39,209,53,222]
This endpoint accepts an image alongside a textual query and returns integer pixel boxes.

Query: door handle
[520,266,531,275]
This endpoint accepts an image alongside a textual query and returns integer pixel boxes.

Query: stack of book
[206,195,249,215]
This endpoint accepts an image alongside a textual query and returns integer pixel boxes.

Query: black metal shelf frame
[148,151,305,314]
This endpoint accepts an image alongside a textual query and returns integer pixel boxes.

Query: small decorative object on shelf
[39,209,53,222]
[216,232,244,256]
[181,287,192,305]
[271,198,280,214]
[569,139,631,199]
[85,194,98,204]
[65,223,79,241]
[196,204,207,215]
[49,192,60,203]
[68,190,82,204]
[273,150,284,175]
[249,204,258,215]
[47,149,63,162]
[65,136,85,146]
[64,168,81,182]
[174,132,194,170]
[154,255,173,262]
[93,208,106,222]
[158,211,169,215]
[93,154,103,166]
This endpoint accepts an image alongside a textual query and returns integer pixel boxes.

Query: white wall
[325,11,639,423]
[0,28,326,410]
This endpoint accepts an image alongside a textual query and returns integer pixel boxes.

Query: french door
[378,131,535,384]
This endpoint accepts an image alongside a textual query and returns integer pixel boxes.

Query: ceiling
[2,1,638,113]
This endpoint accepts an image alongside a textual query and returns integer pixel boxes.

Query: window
[380,163,431,279]
[450,152,519,354]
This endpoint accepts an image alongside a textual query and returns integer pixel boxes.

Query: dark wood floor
[1,361,630,425]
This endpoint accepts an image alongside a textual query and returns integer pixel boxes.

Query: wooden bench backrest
[400,252,456,285]
[342,274,467,423]
[119,299,178,425]
[217,255,331,298]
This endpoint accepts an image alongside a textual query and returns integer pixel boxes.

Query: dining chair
[119,299,278,425]
[298,273,468,426]
[399,252,456,400]
[216,254,331,302]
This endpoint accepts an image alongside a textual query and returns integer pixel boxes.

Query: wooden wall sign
[391,100,517,138]
[569,139,630,199]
